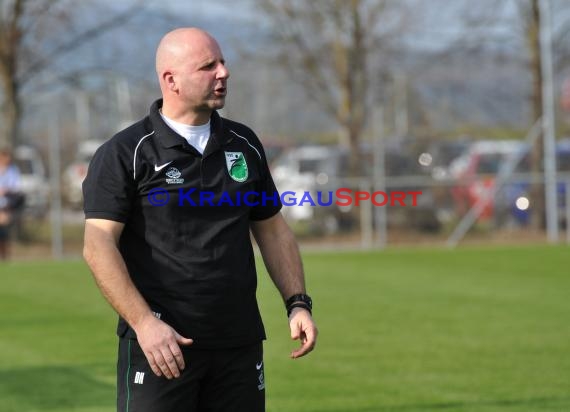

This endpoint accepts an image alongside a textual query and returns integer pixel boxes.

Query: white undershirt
[160,112,210,154]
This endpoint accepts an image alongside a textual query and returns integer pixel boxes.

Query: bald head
[154,27,229,124]
[156,28,219,80]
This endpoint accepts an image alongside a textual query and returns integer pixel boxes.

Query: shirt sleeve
[82,139,137,223]
[249,143,282,221]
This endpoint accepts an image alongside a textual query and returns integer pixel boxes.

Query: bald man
[82,28,317,411]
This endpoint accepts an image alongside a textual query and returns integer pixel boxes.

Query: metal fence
[279,172,570,248]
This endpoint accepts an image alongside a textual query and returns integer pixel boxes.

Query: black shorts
[117,338,265,412]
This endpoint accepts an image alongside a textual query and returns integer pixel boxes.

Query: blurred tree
[0,0,143,148]
[254,0,416,174]
[431,0,570,230]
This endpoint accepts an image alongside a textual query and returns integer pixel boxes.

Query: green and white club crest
[225,151,248,182]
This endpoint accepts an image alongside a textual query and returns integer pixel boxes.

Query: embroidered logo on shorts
[256,362,265,391]
[165,167,184,184]
[134,371,145,384]
[225,152,248,182]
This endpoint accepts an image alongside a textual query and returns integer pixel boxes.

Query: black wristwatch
[285,293,313,317]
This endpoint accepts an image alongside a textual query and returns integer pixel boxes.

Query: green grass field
[1,245,569,412]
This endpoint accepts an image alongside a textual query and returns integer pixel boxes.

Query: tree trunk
[0,70,20,148]
[345,0,367,178]
[0,0,24,148]
[346,122,362,177]
[528,0,546,230]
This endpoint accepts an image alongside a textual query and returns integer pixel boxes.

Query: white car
[272,145,353,233]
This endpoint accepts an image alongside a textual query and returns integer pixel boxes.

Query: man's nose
[218,63,230,79]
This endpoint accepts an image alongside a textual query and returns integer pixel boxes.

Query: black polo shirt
[83,99,282,349]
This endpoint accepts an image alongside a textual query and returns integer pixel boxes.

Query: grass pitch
[1,245,569,411]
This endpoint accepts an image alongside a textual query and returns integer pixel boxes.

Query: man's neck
[161,103,211,126]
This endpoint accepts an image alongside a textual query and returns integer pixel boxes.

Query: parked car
[63,140,105,209]
[272,143,441,234]
[449,140,525,221]
[12,145,49,218]
[411,137,473,224]
[416,137,473,181]
[272,145,353,234]
[497,139,570,227]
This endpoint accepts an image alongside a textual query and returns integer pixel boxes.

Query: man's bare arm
[250,213,318,358]
[83,218,192,378]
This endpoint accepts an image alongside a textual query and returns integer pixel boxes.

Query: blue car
[498,140,570,227]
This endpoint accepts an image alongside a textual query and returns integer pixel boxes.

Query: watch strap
[285,293,312,317]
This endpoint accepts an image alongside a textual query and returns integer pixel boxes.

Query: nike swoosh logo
[154,161,173,172]
[256,362,263,370]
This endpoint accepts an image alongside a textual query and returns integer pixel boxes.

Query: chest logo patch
[225,151,248,182]
[165,166,184,184]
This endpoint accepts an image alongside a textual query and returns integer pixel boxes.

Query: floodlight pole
[540,0,559,243]
[48,111,64,260]
[372,106,387,249]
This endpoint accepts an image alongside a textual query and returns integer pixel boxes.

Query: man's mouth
[214,86,227,97]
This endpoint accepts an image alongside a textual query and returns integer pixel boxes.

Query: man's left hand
[289,308,318,359]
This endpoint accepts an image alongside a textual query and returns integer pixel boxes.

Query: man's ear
[163,71,178,93]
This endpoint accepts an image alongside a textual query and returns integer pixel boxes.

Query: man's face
[175,38,230,113]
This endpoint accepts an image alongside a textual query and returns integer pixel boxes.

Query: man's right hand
[84,219,193,379]
[135,315,193,379]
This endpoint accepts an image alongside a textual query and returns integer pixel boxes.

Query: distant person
[0,147,22,260]
[82,28,317,411]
